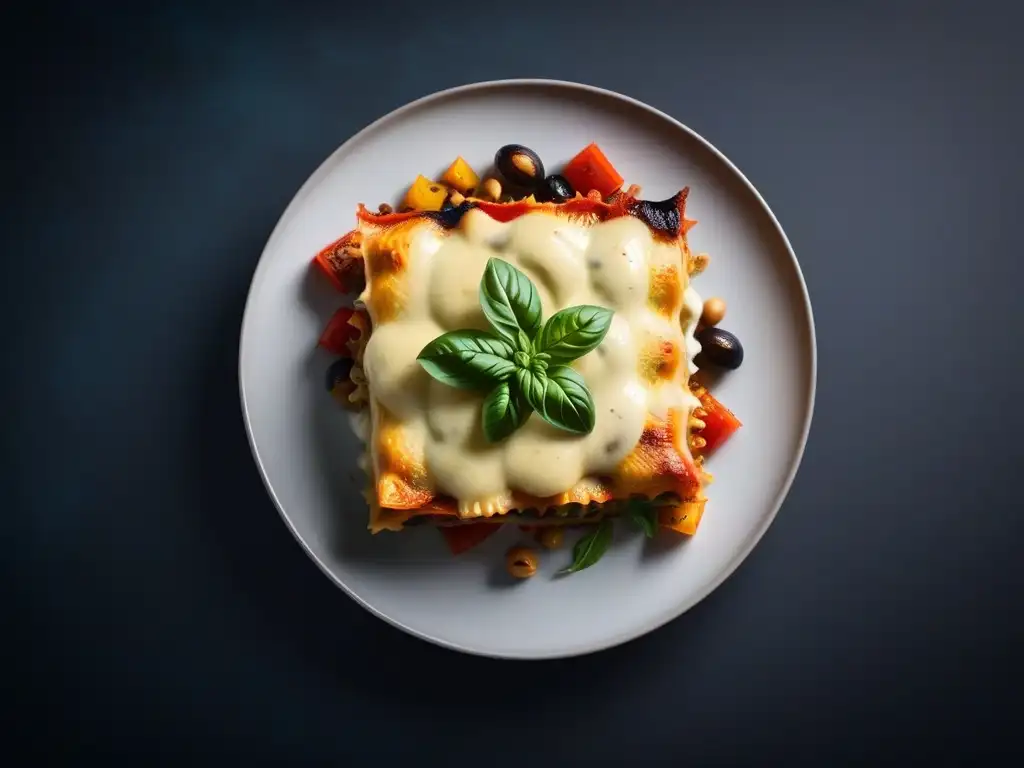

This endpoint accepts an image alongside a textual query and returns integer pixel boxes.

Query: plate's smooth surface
[239,79,815,659]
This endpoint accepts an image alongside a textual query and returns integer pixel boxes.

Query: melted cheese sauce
[360,210,701,516]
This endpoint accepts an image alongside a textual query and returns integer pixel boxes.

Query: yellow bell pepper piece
[402,175,448,211]
[440,157,480,194]
[659,498,706,535]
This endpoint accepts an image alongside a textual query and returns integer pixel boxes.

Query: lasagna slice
[336,192,709,535]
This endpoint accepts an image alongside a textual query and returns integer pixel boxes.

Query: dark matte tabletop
[7,0,1023,762]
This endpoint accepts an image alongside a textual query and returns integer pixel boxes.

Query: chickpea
[537,527,564,550]
[701,297,727,327]
[448,190,465,206]
[480,178,502,201]
[505,546,538,579]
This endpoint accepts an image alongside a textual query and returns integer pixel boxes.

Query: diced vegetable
[312,254,345,291]
[402,175,448,211]
[696,390,742,455]
[659,499,706,535]
[318,307,361,355]
[440,157,480,194]
[312,232,364,293]
[439,524,499,556]
[562,143,624,198]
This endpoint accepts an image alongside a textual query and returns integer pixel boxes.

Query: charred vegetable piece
[629,192,686,239]
[427,200,475,229]
[440,156,480,194]
[562,143,623,198]
[402,175,448,211]
[535,174,574,203]
[495,144,545,188]
[695,326,744,370]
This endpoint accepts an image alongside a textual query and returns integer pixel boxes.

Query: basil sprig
[417,258,613,442]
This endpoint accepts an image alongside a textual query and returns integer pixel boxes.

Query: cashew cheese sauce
[360,210,701,517]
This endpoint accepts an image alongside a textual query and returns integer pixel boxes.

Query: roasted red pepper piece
[318,307,362,356]
[561,143,624,198]
[311,231,364,293]
[439,525,499,556]
[697,390,742,455]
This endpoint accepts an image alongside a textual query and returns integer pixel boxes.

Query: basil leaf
[516,329,534,355]
[628,500,658,538]
[521,365,595,435]
[535,305,614,363]
[515,367,548,409]
[417,330,515,389]
[481,381,531,443]
[479,258,542,343]
[560,519,613,574]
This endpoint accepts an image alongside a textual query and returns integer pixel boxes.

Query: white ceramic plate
[239,79,816,659]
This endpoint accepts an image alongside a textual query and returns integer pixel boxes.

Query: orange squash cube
[402,175,448,211]
[440,157,480,194]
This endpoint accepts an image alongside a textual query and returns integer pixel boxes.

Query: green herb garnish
[417,258,613,442]
[560,519,614,574]
[566,498,669,573]
[628,499,659,538]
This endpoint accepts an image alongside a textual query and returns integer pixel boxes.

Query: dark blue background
[7,0,1023,762]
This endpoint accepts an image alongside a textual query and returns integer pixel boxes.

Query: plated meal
[311,142,744,578]
[242,79,814,656]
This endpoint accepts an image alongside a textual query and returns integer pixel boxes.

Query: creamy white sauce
[347,410,371,474]
[361,210,702,516]
[683,285,703,376]
[348,410,369,441]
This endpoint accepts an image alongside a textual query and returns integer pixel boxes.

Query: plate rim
[238,78,818,659]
